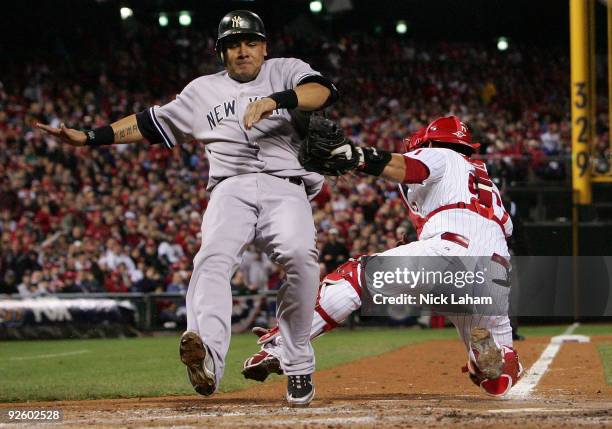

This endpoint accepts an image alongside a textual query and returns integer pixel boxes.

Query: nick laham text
[373,293,493,306]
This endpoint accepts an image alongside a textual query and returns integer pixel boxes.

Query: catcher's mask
[215,10,266,63]
[404,116,480,156]
[403,127,427,152]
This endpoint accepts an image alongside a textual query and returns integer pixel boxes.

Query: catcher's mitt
[299,116,361,176]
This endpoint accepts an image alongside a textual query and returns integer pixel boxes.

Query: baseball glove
[299,116,361,176]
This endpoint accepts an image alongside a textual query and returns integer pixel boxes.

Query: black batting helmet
[215,10,266,61]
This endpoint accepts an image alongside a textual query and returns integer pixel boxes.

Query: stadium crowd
[0,25,609,297]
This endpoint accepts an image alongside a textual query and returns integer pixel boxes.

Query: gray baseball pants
[185,173,319,386]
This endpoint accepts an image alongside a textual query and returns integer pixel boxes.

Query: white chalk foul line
[508,322,583,399]
[488,408,578,414]
[563,322,580,335]
[9,350,90,361]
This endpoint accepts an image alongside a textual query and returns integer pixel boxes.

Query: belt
[215,175,303,186]
[440,232,510,269]
[281,176,303,186]
[491,253,510,270]
[441,232,470,248]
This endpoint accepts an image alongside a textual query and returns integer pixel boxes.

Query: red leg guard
[324,258,363,296]
[315,302,340,332]
[312,258,363,334]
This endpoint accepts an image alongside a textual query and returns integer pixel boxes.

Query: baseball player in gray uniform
[36,10,337,407]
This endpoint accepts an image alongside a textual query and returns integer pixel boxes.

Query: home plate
[550,335,590,344]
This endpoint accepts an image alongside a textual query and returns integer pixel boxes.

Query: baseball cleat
[286,374,315,407]
[179,331,216,396]
[464,346,524,397]
[242,349,283,382]
[469,327,503,380]
[253,326,280,346]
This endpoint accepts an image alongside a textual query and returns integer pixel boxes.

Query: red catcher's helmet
[424,116,480,154]
[404,127,427,153]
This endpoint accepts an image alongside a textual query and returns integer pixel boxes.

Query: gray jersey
[147,57,325,197]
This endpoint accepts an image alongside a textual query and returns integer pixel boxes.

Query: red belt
[426,201,509,236]
[441,232,470,248]
[491,252,510,270]
[440,232,510,269]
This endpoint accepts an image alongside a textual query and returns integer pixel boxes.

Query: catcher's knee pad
[313,258,363,336]
[463,346,523,397]
[323,258,363,295]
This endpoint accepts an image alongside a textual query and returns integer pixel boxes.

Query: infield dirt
[6,336,612,428]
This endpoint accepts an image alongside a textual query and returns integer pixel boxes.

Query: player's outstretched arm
[36,114,144,147]
[300,117,431,183]
[243,82,331,129]
[379,154,409,182]
[368,153,431,184]
[294,82,332,111]
[35,122,87,147]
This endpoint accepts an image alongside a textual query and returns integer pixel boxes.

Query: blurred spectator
[241,248,274,292]
[540,123,561,155]
[231,270,251,294]
[132,267,163,293]
[58,271,82,293]
[321,228,350,273]
[0,270,19,295]
[158,239,185,265]
[142,239,166,274]
[76,270,103,293]
[98,239,136,275]
[167,272,187,294]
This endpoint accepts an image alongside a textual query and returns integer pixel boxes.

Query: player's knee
[322,258,363,295]
[193,252,237,279]
[277,244,318,270]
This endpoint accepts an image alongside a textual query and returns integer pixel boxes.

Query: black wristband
[359,147,392,176]
[268,89,298,110]
[84,125,114,146]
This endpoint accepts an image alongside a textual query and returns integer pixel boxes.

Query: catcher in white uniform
[241,115,523,397]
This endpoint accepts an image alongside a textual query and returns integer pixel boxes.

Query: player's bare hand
[243,97,277,130]
[35,122,87,147]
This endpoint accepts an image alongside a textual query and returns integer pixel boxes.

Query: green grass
[575,324,612,336]
[515,325,567,337]
[0,327,454,402]
[598,343,612,385]
[1,323,610,402]
[516,323,612,338]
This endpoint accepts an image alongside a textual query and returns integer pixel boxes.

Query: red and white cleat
[242,349,283,382]
[464,329,523,397]
[252,326,280,346]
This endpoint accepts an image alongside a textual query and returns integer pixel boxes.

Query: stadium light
[120,7,133,20]
[497,37,509,51]
[179,11,192,26]
[396,20,407,35]
[159,13,169,27]
[310,0,323,13]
